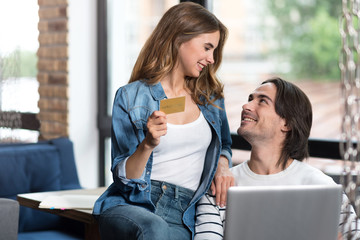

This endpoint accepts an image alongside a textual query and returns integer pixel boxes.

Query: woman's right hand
[144,111,167,149]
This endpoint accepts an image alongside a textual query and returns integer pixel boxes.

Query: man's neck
[248,145,293,175]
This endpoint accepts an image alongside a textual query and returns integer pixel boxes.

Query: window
[0,0,39,142]
[213,0,342,172]
[98,0,344,186]
[99,0,179,186]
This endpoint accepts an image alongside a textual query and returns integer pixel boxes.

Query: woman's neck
[161,74,188,98]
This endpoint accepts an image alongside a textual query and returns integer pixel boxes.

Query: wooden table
[17,187,107,240]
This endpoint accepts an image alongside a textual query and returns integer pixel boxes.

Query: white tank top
[151,111,212,191]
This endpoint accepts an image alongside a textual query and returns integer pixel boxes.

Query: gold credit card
[160,96,185,114]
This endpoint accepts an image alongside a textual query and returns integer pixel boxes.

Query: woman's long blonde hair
[129,2,228,106]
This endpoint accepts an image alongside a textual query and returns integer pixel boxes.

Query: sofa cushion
[0,138,81,233]
[0,144,62,198]
[0,198,19,240]
[50,138,80,190]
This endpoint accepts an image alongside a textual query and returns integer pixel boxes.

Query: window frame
[96,0,343,186]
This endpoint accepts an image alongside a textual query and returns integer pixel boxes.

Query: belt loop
[175,186,179,199]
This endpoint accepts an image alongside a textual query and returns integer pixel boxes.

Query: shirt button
[146,190,149,193]
[141,184,146,188]
[162,185,167,190]
[146,171,150,175]
[211,121,215,124]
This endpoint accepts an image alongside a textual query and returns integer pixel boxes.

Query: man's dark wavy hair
[262,77,313,169]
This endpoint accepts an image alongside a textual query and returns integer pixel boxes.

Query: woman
[93,2,234,240]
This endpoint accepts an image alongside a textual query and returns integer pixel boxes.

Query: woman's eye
[205,47,210,51]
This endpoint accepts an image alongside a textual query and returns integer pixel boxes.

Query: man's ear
[281,119,291,132]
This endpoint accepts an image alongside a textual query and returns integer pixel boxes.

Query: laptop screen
[224,185,342,240]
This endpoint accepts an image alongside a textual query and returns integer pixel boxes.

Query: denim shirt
[93,80,232,238]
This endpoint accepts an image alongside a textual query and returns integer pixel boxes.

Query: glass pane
[0,0,39,142]
[213,0,342,171]
[107,0,178,115]
[214,0,341,139]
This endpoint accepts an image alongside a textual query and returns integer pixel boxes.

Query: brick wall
[37,0,68,140]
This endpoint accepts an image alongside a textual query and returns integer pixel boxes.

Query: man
[194,77,359,240]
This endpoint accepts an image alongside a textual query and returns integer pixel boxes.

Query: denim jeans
[98,180,194,240]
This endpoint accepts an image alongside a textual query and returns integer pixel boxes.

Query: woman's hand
[211,156,235,207]
[144,111,167,149]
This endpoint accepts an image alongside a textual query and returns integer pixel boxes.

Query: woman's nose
[207,53,215,64]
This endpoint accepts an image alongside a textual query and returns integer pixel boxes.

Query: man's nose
[242,101,252,111]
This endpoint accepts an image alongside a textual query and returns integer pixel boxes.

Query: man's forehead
[251,82,277,100]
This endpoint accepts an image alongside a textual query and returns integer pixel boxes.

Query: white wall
[68,0,99,188]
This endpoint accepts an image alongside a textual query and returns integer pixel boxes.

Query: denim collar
[149,81,167,100]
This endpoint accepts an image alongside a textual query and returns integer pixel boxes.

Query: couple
[92,2,359,240]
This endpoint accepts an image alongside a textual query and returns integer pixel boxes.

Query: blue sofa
[0,137,84,239]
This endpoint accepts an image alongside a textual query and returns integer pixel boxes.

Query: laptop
[224,185,342,240]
